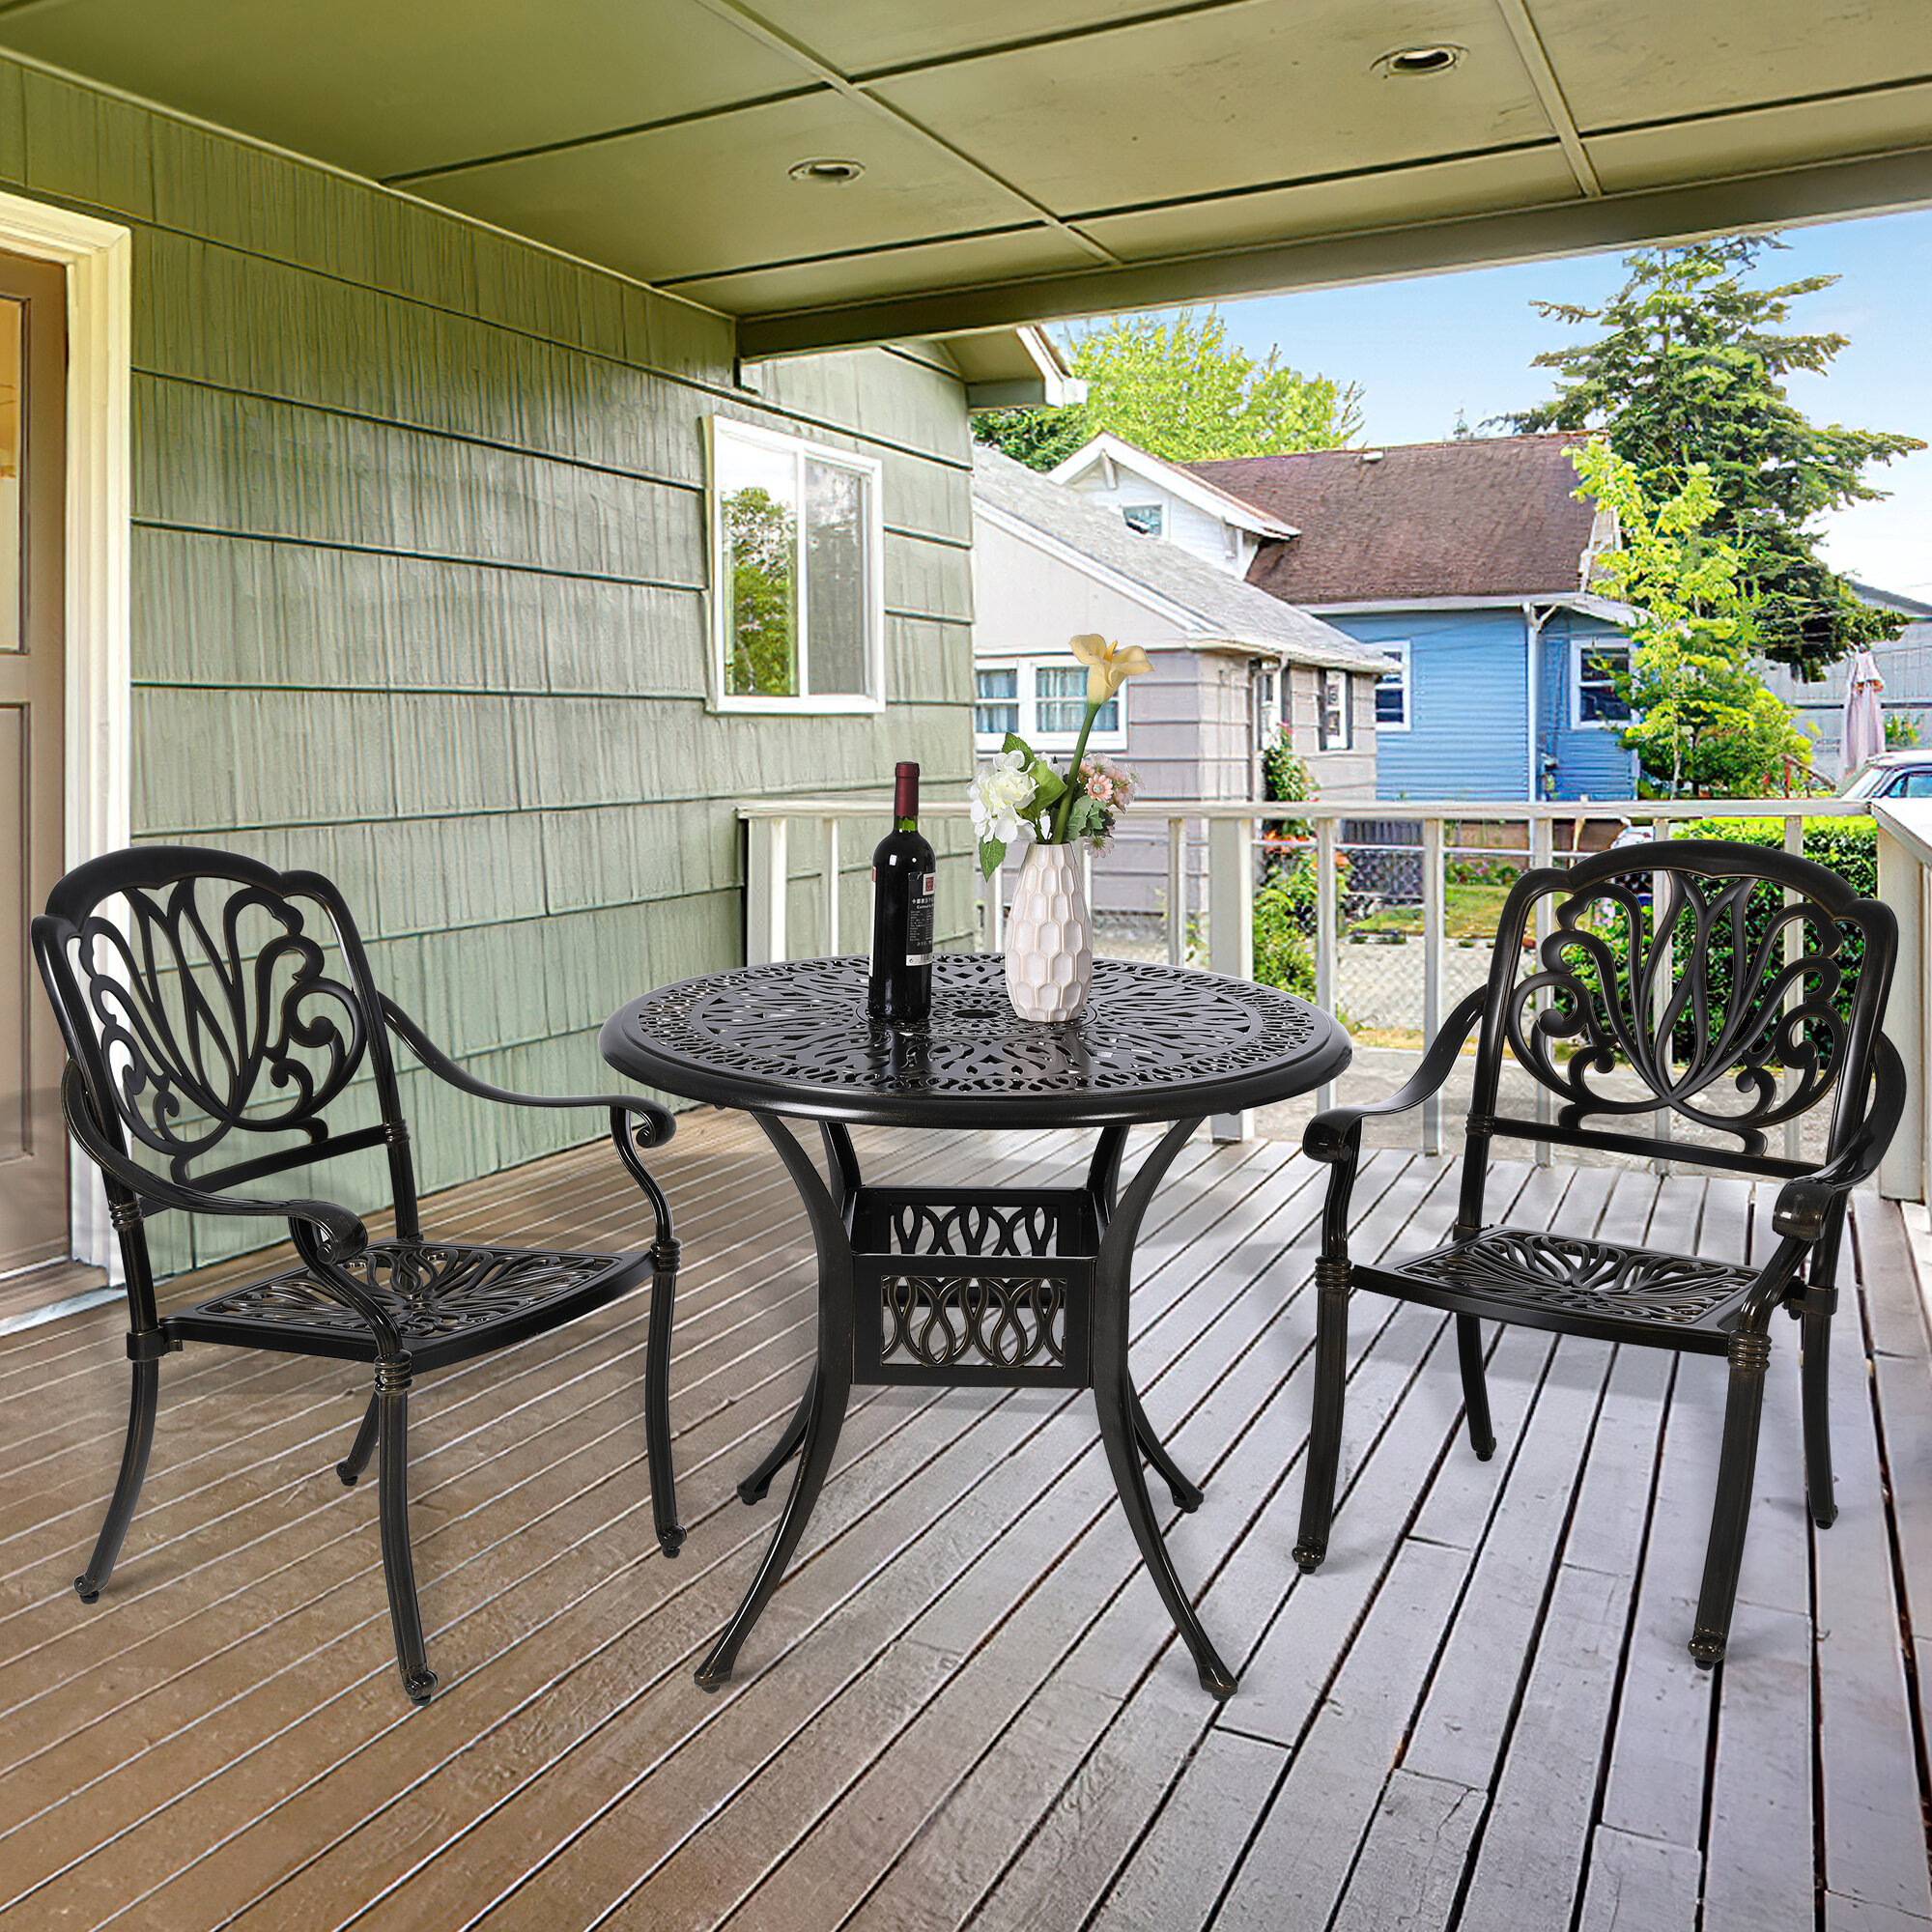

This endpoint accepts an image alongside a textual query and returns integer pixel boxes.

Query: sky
[1105,207,1932,602]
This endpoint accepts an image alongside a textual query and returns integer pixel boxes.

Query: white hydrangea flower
[968,750,1037,845]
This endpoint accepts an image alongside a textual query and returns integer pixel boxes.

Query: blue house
[1191,437,1641,802]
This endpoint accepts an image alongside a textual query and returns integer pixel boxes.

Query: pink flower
[1087,772,1115,804]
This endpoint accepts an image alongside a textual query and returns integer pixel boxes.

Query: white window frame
[1572,636,1632,730]
[1254,667,1278,751]
[1319,670,1353,751]
[1373,640,1411,733]
[972,657,1130,753]
[707,414,885,715]
[974,661,1022,742]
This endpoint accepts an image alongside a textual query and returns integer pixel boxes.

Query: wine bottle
[867,761,936,1025]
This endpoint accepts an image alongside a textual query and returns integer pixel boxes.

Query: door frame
[0,189,131,1270]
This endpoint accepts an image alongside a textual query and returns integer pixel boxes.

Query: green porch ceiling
[0,0,1926,350]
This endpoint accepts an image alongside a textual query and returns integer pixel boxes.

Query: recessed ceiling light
[788,157,865,185]
[1377,44,1464,76]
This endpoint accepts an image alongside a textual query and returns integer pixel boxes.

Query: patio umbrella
[1842,650,1886,776]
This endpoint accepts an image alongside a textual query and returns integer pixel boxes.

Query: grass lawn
[1346,882,1514,941]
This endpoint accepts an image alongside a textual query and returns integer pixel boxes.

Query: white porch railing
[739,794,1909,1190]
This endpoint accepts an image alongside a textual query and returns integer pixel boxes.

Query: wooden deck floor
[2,1110,1929,1930]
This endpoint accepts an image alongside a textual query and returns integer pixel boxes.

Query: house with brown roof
[1188,435,1639,802]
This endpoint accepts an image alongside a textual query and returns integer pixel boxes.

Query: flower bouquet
[968,634,1151,1022]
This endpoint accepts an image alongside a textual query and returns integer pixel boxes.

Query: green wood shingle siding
[0,52,975,1273]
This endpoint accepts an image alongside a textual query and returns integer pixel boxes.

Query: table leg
[1091,1114,1236,1698]
[1131,1384,1204,1514]
[697,1111,856,1690]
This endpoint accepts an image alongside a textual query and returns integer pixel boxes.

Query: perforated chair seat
[1357,1228,1761,1354]
[170,1239,645,1372]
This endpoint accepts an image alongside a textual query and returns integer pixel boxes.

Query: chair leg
[1294,1259,1350,1574]
[1457,1314,1496,1462]
[645,1238,685,1555]
[1800,1308,1837,1529]
[739,1368,815,1505]
[75,1360,159,1604]
[1131,1383,1204,1514]
[337,1391,380,1486]
[373,1361,437,1705]
[1690,1330,1773,1670]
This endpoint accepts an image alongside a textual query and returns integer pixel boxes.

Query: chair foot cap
[1198,1661,1238,1698]
[1293,1544,1325,1575]
[1809,1499,1838,1529]
[1689,1628,1726,1669]
[336,1463,359,1487]
[694,1666,730,1693]
[1471,1437,1497,1462]
[1170,1482,1205,1514]
[657,1524,686,1558]
[403,1669,438,1705]
[73,1577,100,1604]
[737,1479,772,1506]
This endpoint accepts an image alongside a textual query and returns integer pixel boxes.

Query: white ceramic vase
[1004,842,1093,1022]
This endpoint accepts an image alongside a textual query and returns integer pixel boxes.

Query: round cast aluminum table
[600,953,1350,1697]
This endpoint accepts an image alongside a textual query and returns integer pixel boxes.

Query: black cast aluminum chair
[33,846,685,1705]
[1294,838,1903,1667]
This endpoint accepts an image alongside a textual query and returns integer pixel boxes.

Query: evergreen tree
[1502,237,1922,678]
[975,309,1362,470]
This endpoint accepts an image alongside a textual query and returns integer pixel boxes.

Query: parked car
[1841,751,1932,802]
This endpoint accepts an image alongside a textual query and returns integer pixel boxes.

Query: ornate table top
[600,954,1350,1128]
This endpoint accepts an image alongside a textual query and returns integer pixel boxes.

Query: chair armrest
[60,1063,368,1263]
[1771,1036,1906,1242]
[381,996,677,1148]
[1302,987,1488,1165]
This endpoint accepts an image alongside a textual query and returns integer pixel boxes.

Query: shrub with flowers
[969,634,1150,875]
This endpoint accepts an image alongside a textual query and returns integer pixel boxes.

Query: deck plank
[0,1123,1923,1932]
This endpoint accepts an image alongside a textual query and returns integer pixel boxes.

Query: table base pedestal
[696,1113,1236,1699]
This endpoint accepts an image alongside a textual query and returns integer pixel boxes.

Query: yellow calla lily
[1068,633,1153,707]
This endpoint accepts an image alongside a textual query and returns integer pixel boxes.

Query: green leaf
[1028,761,1065,807]
[979,838,1006,878]
[1065,794,1104,839]
[1002,731,1035,761]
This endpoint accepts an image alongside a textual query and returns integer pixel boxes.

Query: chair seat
[1356,1226,1763,1354]
[167,1239,643,1371]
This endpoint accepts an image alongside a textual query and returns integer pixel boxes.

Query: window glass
[1255,669,1277,750]
[975,668,1019,738]
[1374,642,1409,729]
[1037,665,1118,736]
[719,433,796,697]
[805,458,866,694]
[713,419,879,707]
[1578,644,1632,724]
[1121,503,1163,537]
[1893,769,1932,798]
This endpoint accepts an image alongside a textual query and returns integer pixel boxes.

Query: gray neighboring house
[971,444,1390,920]
[1760,582,1932,780]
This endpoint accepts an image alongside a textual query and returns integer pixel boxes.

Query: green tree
[975,309,1363,470]
[723,485,795,696]
[1502,237,1922,678]
[1572,439,1810,798]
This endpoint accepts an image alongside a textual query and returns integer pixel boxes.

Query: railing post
[1208,810,1256,1143]
[745,814,789,967]
[1315,814,1338,1115]
[1421,815,1444,1155]
[822,815,840,957]
[1530,811,1553,1166]
[1167,817,1186,967]
[1877,817,1925,1201]
[981,855,1005,953]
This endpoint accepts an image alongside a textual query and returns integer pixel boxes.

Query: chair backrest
[32,847,420,1288]
[1457,838,1896,1228]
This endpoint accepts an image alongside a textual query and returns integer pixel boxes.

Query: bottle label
[906,877,934,965]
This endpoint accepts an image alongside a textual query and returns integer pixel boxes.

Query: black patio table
[599,952,1350,1697]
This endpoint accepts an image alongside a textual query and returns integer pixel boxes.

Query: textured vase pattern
[1004,844,1094,1022]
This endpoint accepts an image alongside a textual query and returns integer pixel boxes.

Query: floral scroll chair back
[1293,838,1902,1669]
[32,847,685,1705]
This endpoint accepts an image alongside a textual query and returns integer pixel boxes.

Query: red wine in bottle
[867,761,936,1024]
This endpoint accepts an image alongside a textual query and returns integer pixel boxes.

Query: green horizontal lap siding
[0,51,974,1272]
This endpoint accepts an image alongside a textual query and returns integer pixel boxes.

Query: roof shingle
[1188,434,1597,604]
